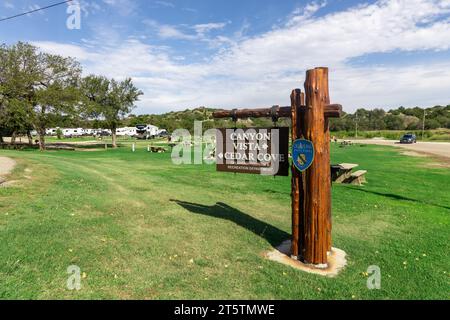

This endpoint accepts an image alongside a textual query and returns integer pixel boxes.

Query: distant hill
[57,104,450,136]
[122,104,450,133]
[123,106,291,133]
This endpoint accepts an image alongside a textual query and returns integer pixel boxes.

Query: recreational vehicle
[62,128,84,137]
[135,124,165,139]
[83,129,97,136]
[116,127,137,137]
[46,128,58,136]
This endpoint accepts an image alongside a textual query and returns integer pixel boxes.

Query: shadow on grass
[171,200,290,247]
[348,187,450,211]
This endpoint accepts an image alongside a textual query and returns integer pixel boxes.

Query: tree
[425,118,440,130]
[368,108,386,130]
[0,43,37,145]
[0,42,81,150]
[33,52,81,150]
[56,128,63,140]
[81,76,142,148]
[0,44,6,143]
[385,114,404,130]
[0,99,31,144]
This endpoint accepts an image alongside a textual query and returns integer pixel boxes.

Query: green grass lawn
[0,143,449,299]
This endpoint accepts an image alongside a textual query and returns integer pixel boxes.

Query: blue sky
[1,0,450,114]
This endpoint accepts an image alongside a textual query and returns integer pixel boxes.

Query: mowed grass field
[0,142,449,299]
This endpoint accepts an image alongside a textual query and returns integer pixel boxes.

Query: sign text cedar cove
[216,127,289,176]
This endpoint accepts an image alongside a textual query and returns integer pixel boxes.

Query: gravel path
[345,139,450,159]
[0,156,16,176]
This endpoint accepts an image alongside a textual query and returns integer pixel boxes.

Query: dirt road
[346,139,450,159]
[0,156,16,176]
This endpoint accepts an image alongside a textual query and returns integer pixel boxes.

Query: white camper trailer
[116,127,137,137]
[46,128,58,136]
[62,128,84,137]
[83,129,97,136]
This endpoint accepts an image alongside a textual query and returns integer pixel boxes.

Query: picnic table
[150,146,167,153]
[331,163,359,183]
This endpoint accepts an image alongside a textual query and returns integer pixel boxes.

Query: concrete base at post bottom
[265,240,347,277]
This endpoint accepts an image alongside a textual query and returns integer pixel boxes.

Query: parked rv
[83,129,97,136]
[46,128,58,136]
[135,124,166,139]
[62,128,84,138]
[94,129,111,137]
[116,127,137,137]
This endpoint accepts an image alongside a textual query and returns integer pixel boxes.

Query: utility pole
[422,109,426,141]
[355,111,358,138]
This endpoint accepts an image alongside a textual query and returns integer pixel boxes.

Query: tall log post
[290,89,301,258]
[324,87,332,254]
[299,67,331,266]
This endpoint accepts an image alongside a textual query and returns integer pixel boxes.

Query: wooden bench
[346,170,367,186]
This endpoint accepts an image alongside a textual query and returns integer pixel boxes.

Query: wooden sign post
[213,67,342,268]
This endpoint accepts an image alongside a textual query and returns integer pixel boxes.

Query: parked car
[400,133,417,144]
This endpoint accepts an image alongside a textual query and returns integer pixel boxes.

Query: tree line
[329,106,450,132]
[0,42,142,150]
[121,105,449,134]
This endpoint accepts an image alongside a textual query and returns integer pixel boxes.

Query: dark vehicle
[95,130,111,137]
[158,131,169,137]
[400,133,417,144]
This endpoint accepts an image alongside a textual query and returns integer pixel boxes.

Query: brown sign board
[216,127,289,176]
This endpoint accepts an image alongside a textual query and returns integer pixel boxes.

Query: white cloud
[102,0,136,15]
[182,7,198,13]
[143,19,229,41]
[72,1,103,17]
[158,24,197,40]
[287,1,327,26]
[3,1,14,9]
[154,1,175,8]
[193,22,228,34]
[31,41,100,61]
[34,0,450,113]
[27,4,44,16]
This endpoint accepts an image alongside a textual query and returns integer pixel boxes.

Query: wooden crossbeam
[212,104,342,120]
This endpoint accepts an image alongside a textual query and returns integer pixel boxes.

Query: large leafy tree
[0,44,7,143]
[1,43,40,144]
[0,99,32,144]
[81,76,142,148]
[0,42,81,150]
[33,50,82,150]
